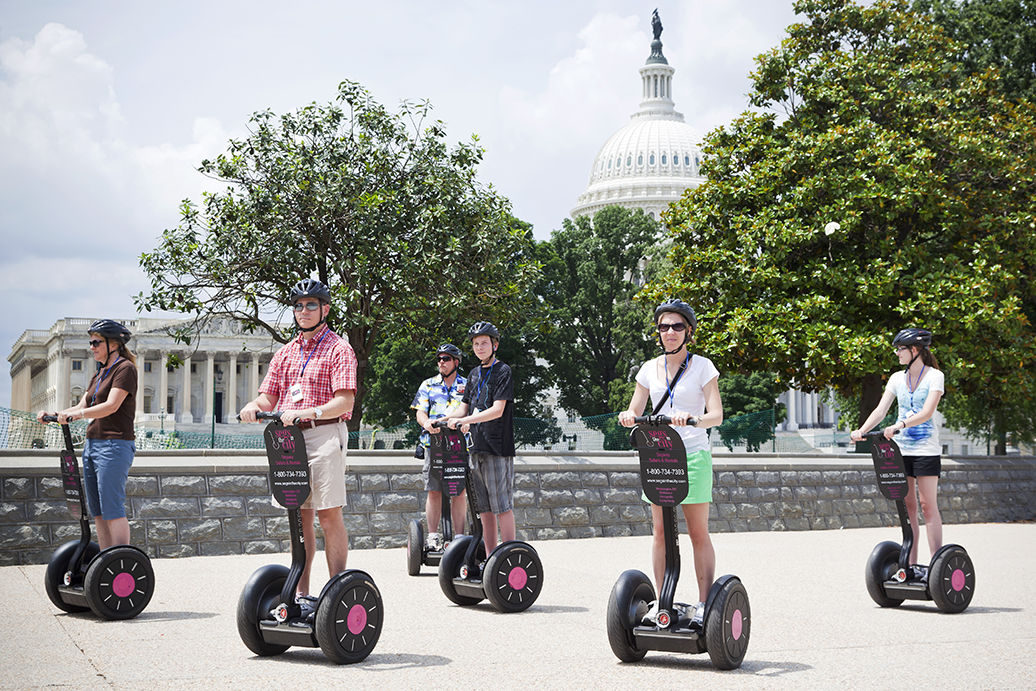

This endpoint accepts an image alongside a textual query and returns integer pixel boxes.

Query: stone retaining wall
[1,452,1034,566]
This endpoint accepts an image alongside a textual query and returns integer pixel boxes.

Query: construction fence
[0,406,834,454]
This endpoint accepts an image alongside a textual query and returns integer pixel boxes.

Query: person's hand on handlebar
[618,411,636,428]
[238,402,262,424]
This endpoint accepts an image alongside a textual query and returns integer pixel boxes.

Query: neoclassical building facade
[8,316,283,425]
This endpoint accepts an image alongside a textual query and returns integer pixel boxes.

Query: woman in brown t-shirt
[38,320,138,549]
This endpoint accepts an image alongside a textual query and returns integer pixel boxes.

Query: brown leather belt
[300,418,342,428]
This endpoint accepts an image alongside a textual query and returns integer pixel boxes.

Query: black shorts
[902,455,941,478]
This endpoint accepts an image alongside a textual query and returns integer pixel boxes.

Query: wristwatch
[313,406,323,420]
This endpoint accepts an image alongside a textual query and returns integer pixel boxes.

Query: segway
[236,412,383,664]
[606,415,750,669]
[407,421,468,575]
[436,420,543,612]
[40,415,155,620]
[863,431,975,613]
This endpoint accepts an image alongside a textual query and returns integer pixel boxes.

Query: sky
[0,0,803,408]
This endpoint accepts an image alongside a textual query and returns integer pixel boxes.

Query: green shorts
[642,448,713,505]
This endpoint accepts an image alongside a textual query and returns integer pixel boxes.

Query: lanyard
[473,361,495,410]
[297,330,328,382]
[91,357,122,406]
[663,353,691,410]
[907,364,926,408]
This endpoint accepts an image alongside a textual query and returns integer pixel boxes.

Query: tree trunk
[994,409,1007,456]
[854,372,884,453]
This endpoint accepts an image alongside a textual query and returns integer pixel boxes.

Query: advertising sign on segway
[407,422,470,575]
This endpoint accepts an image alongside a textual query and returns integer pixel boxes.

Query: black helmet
[893,329,932,348]
[289,278,331,304]
[88,319,132,344]
[654,299,697,334]
[467,321,500,341]
[436,344,463,360]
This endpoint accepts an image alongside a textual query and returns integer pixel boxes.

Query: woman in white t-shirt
[851,328,945,579]
[618,299,723,626]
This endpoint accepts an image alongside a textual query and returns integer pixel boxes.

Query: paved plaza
[2,522,1033,690]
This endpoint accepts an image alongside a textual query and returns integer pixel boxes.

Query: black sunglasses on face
[436,356,455,362]
[657,322,688,333]
[89,340,104,348]
[293,301,321,312]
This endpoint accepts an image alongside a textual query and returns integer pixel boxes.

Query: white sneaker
[642,600,659,625]
[691,601,705,626]
[425,532,441,551]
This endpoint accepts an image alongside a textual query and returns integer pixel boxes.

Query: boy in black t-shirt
[445,321,515,553]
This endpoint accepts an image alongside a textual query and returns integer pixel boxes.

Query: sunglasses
[657,322,688,333]
[88,340,104,348]
[293,301,322,312]
[436,356,456,362]
[895,346,911,352]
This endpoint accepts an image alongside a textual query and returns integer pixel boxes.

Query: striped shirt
[259,324,357,420]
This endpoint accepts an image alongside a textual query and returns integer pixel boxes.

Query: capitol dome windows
[684,155,691,166]
[649,154,655,165]
[626,155,632,167]
[661,154,667,165]
[638,154,643,165]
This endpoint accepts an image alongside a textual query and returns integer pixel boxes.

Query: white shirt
[635,353,720,453]
[887,368,945,456]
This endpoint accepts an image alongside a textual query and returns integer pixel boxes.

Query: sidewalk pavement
[3,522,1033,691]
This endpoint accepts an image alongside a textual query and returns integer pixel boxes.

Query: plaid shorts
[469,453,514,514]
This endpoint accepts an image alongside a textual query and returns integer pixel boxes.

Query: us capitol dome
[571,12,704,221]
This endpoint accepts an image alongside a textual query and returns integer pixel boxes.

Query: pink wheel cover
[347,603,367,635]
[112,572,135,598]
[731,609,743,640]
[951,569,966,592]
[508,567,528,590]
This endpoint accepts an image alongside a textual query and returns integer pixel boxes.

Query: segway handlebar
[633,415,673,426]
[431,419,452,429]
[41,414,59,423]
[236,411,303,424]
[862,429,900,438]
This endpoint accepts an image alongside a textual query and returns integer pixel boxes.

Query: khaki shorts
[298,421,348,511]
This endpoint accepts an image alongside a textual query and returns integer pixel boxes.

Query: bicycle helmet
[87,319,132,344]
[893,329,932,348]
[467,321,501,341]
[289,278,331,304]
[654,299,698,333]
[436,344,463,360]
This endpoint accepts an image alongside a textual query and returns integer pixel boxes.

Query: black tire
[438,535,485,606]
[606,570,654,662]
[930,546,975,614]
[237,564,290,657]
[407,520,424,576]
[83,546,154,620]
[315,571,383,664]
[484,542,543,613]
[865,541,904,608]
[705,577,750,670]
[45,540,98,614]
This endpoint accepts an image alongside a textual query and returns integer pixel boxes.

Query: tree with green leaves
[653,0,1036,453]
[914,0,1036,103]
[533,205,662,419]
[137,81,540,430]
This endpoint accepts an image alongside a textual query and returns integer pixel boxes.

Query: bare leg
[683,503,715,603]
[481,512,498,553]
[497,510,515,543]
[426,491,442,534]
[916,476,943,561]
[93,516,130,550]
[904,478,922,564]
[318,507,349,578]
[450,490,467,535]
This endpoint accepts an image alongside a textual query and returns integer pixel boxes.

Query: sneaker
[425,532,442,551]
[691,602,705,627]
[295,595,318,621]
[642,600,659,625]
[912,565,929,582]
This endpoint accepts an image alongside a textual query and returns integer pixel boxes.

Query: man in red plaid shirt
[240,279,356,616]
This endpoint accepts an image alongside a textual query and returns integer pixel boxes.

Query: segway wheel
[484,541,542,613]
[438,535,486,606]
[407,519,424,577]
[44,540,99,613]
[704,577,750,670]
[865,541,904,608]
[606,569,654,662]
[316,571,383,664]
[237,564,290,657]
[83,546,154,620]
[930,546,975,614]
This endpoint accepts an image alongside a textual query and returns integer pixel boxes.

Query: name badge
[290,383,304,403]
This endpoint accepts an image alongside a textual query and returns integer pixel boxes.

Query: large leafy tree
[914,0,1036,103]
[534,206,661,418]
[654,0,1036,453]
[138,81,540,430]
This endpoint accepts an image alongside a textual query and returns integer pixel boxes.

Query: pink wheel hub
[731,609,744,640]
[112,572,135,598]
[951,569,966,592]
[347,604,367,635]
[508,567,528,590]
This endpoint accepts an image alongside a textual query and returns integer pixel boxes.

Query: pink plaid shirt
[259,324,357,420]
